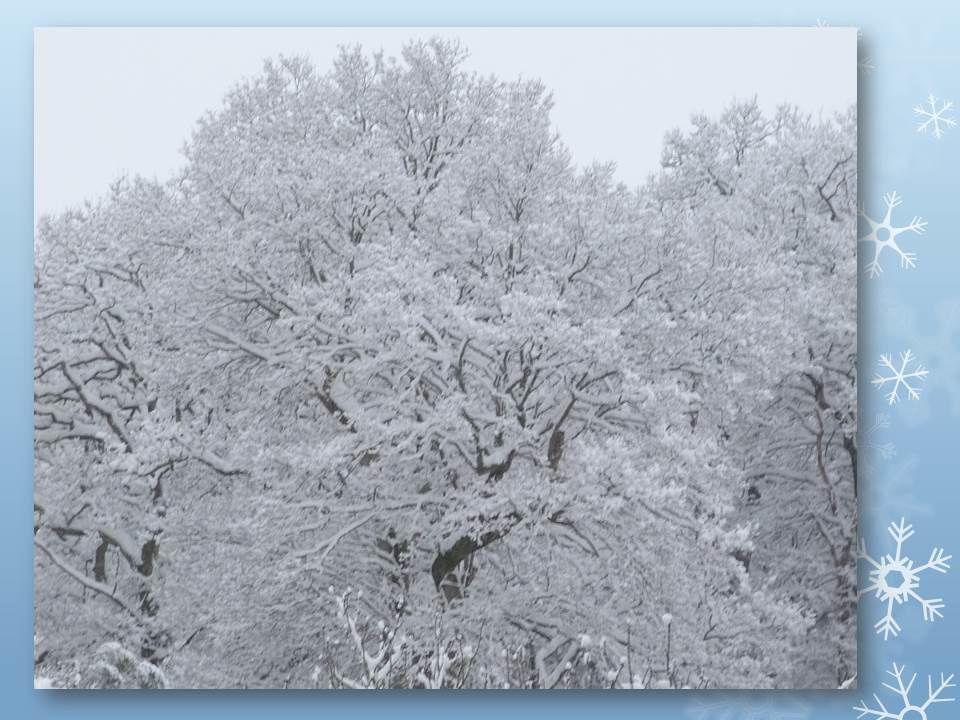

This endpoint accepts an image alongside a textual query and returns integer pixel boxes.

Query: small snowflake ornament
[859,519,951,639]
[854,663,955,719]
[864,413,896,461]
[914,94,956,140]
[687,696,808,720]
[859,192,927,278]
[872,351,929,405]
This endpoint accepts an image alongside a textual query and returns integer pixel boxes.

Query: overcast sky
[34,27,856,219]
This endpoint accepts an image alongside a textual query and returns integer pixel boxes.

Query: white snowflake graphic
[872,351,929,405]
[875,296,960,418]
[815,20,873,74]
[859,192,927,278]
[859,519,951,639]
[687,696,808,720]
[864,413,896,461]
[860,452,932,530]
[854,663,955,719]
[914,94,956,140]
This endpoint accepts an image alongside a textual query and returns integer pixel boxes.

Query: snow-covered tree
[34,39,856,689]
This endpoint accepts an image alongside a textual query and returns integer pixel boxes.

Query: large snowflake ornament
[859,192,926,278]
[914,94,956,140]
[872,351,929,405]
[854,663,955,719]
[859,519,951,639]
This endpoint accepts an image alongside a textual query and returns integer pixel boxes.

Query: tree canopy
[34,38,857,690]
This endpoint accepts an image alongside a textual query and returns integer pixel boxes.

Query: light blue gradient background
[3,1,957,718]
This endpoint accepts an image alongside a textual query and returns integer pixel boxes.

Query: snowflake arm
[907,546,952,622]
[855,664,956,719]
[854,692,898,719]
[922,673,957,712]
[882,663,916,709]
[889,517,914,559]
[873,598,901,640]
[915,547,953,575]
[907,589,945,623]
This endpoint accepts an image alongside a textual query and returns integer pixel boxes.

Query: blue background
[3,1,957,718]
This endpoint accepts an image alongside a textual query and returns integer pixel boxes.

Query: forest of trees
[33,38,857,689]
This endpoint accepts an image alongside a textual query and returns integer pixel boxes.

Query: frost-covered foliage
[33,38,856,689]
[34,639,166,689]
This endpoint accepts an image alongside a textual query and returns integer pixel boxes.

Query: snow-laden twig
[34,538,139,618]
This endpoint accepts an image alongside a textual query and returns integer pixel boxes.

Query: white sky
[35,27,856,219]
